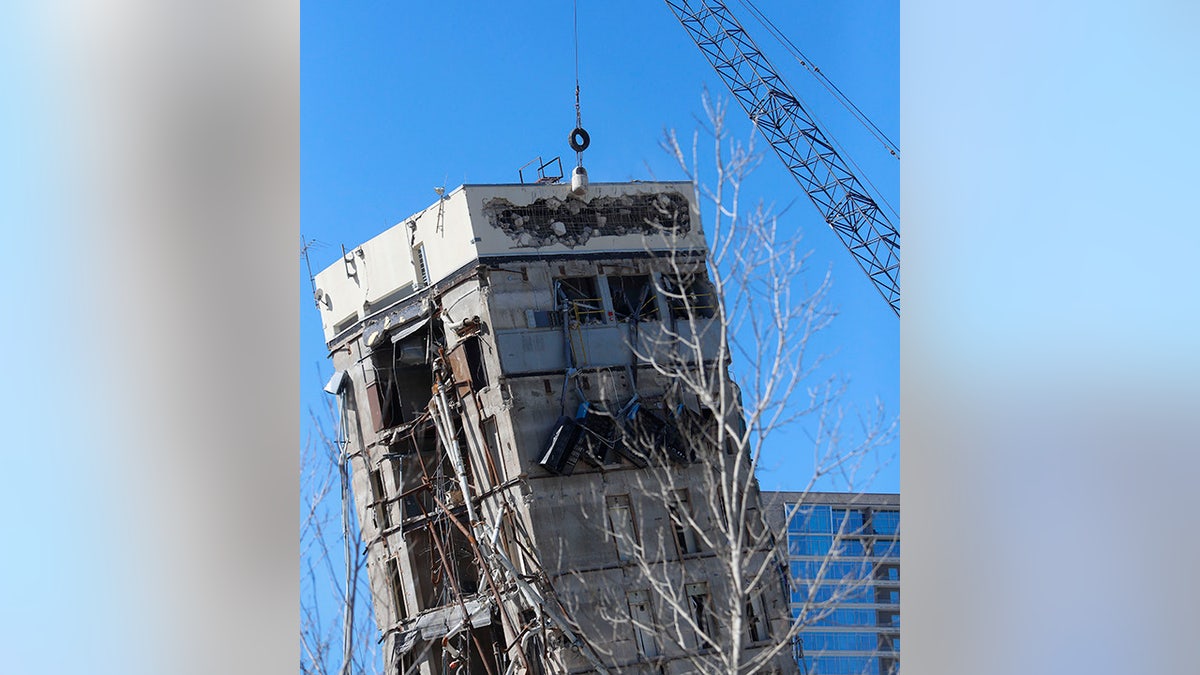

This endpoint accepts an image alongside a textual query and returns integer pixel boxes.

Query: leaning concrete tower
[312,179,797,675]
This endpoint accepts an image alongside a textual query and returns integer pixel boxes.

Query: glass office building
[764,492,900,675]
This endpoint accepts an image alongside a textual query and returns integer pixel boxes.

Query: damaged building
[313,180,798,674]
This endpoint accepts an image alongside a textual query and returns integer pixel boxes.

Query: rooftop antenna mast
[300,235,328,308]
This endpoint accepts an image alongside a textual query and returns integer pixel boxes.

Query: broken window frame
[368,330,433,431]
[404,528,438,611]
[685,582,715,648]
[605,494,639,562]
[606,274,661,323]
[745,592,771,643]
[369,466,393,531]
[662,272,717,320]
[554,276,606,325]
[480,416,506,486]
[447,335,489,394]
[626,590,660,659]
[386,557,408,623]
[669,489,701,556]
[745,505,765,542]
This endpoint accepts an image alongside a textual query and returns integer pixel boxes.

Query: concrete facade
[315,181,798,674]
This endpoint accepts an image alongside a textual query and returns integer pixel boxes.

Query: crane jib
[665,0,900,316]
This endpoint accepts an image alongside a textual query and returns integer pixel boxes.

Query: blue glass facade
[774,494,900,675]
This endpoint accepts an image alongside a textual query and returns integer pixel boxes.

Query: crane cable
[734,0,899,161]
[733,0,899,222]
[571,0,589,164]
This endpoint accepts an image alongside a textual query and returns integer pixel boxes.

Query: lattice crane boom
[665,0,900,316]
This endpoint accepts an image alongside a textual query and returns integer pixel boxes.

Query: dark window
[481,416,505,485]
[663,273,716,319]
[386,558,407,622]
[607,274,660,322]
[370,335,433,431]
[447,335,488,393]
[669,489,700,555]
[463,336,487,390]
[746,593,769,642]
[606,494,638,562]
[874,563,900,582]
[556,277,605,324]
[686,582,713,647]
[369,468,391,530]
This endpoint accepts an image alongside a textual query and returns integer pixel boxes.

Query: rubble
[483,192,691,248]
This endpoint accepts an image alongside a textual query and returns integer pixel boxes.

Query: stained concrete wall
[313,181,701,344]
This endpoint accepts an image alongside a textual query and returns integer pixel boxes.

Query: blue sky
[3,2,1198,674]
[300,0,900,493]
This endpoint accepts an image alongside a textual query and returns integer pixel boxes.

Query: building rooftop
[313,180,704,344]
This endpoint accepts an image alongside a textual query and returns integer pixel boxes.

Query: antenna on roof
[300,235,327,307]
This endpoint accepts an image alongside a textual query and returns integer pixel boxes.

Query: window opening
[369,468,392,530]
[405,529,437,611]
[875,563,900,582]
[448,335,489,394]
[686,582,713,647]
[464,337,487,390]
[746,593,770,642]
[607,274,660,322]
[369,336,432,431]
[605,495,638,562]
[623,405,689,465]
[669,489,700,555]
[481,416,506,485]
[386,558,407,622]
[556,276,605,325]
[626,590,660,658]
[664,273,716,319]
[745,505,764,540]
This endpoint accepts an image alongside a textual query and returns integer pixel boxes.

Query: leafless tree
[298,94,895,675]
[558,93,897,674]
[301,396,383,675]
